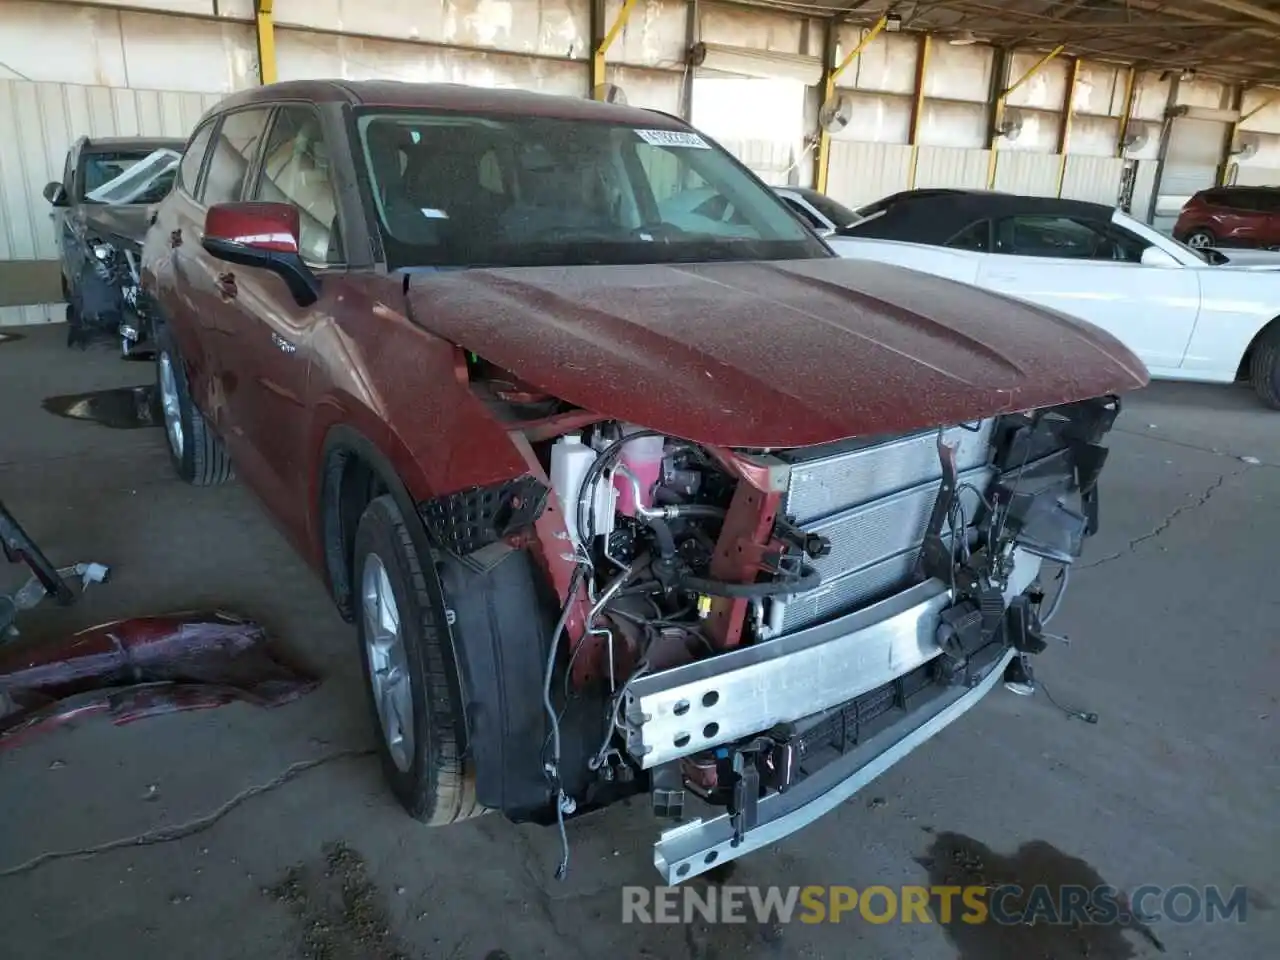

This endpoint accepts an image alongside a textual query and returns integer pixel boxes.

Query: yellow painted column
[592,0,638,99]
[988,44,1066,189]
[814,16,887,194]
[1055,58,1081,197]
[255,0,276,85]
[906,34,932,189]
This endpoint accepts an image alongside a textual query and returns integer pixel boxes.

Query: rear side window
[1213,189,1275,212]
[178,120,216,197]
[201,107,272,206]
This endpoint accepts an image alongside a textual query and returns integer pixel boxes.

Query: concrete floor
[0,324,1276,960]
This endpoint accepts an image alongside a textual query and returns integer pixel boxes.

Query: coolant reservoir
[550,433,613,545]
[614,428,665,516]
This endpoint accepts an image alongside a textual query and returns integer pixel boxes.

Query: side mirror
[1140,245,1180,268]
[43,181,69,207]
[201,202,319,307]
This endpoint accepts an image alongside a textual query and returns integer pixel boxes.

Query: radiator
[776,420,996,634]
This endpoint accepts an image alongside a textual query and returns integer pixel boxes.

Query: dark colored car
[44,135,184,352]
[142,80,1147,883]
[1174,185,1280,250]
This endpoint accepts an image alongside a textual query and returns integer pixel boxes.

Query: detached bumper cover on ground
[0,611,319,748]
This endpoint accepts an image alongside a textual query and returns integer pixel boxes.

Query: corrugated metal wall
[1233,166,1280,187]
[826,141,912,207]
[720,139,804,186]
[1059,155,1125,205]
[1156,117,1229,232]
[913,146,991,189]
[0,79,219,325]
[991,151,1062,196]
[1131,159,1160,222]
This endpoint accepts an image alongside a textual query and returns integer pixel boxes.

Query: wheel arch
[318,423,429,622]
[1235,314,1280,381]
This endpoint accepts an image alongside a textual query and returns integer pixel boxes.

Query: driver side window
[995,215,1144,262]
[253,106,343,265]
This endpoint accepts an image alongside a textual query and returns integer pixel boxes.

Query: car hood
[81,204,151,246]
[404,258,1148,448]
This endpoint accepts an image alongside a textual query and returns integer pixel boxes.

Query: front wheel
[1184,228,1216,250]
[352,494,482,825]
[1249,323,1280,409]
[154,324,234,485]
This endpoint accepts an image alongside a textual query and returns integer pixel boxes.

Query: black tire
[1249,322,1280,410]
[1185,228,1216,250]
[352,494,481,825]
[154,323,234,485]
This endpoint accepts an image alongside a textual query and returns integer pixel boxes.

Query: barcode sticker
[635,129,711,149]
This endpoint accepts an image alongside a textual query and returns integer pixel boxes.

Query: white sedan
[825,190,1280,408]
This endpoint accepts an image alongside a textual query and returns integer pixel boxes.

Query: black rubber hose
[663,505,726,520]
[641,516,677,560]
[575,428,667,548]
[678,562,822,599]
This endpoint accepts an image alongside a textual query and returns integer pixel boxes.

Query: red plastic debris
[0,611,319,748]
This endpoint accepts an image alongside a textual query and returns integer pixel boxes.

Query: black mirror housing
[43,181,69,207]
[201,236,321,307]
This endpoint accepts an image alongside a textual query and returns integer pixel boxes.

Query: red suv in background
[1174,186,1280,250]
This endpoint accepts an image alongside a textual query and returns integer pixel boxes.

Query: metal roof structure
[733,0,1280,84]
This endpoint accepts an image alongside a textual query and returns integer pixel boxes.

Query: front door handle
[216,272,238,299]
[169,229,182,249]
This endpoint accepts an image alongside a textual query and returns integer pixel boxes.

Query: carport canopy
[725,0,1280,86]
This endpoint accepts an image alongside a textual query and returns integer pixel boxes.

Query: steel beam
[1196,0,1280,29]
[1221,84,1251,187]
[1055,57,1081,196]
[592,0,638,99]
[1115,65,1137,159]
[814,16,887,194]
[680,0,698,120]
[255,0,275,85]
[906,34,932,189]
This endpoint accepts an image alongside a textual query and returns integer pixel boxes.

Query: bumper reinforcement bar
[652,646,1016,884]
[625,554,1039,770]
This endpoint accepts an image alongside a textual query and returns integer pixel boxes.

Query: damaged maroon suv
[142,80,1148,883]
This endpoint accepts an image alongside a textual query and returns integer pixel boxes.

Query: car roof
[1202,184,1280,194]
[83,136,185,153]
[840,189,1116,245]
[208,80,685,129]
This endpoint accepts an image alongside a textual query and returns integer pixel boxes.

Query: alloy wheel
[1187,232,1213,249]
[362,553,416,773]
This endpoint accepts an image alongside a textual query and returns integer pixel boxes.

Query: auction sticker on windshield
[635,129,710,149]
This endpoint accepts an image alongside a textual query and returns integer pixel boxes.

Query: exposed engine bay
[70,236,155,356]
[417,388,1120,882]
